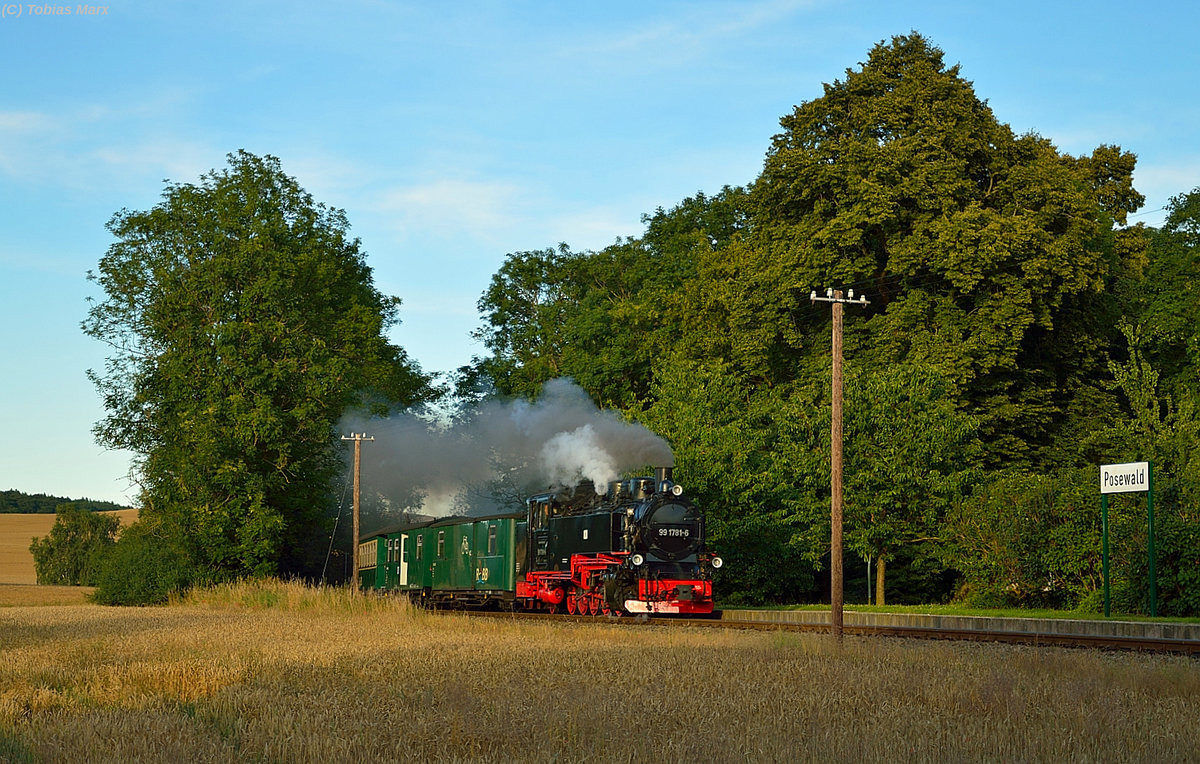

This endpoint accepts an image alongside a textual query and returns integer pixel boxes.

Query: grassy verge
[2,579,1199,762]
[174,577,422,615]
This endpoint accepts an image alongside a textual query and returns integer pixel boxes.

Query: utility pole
[341,432,374,589]
[811,287,869,644]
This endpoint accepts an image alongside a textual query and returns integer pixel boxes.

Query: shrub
[946,468,1099,609]
[92,520,197,605]
[1156,509,1200,616]
[29,504,120,586]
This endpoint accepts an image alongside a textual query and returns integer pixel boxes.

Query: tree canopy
[750,34,1141,461]
[85,151,433,579]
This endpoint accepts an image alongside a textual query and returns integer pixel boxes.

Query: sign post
[1101,492,1110,617]
[1098,461,1156,617]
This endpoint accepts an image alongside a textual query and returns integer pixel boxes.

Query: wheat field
[0,510,137,585]
[2,579,1199,763]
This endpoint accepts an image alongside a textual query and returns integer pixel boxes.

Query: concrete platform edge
[719,609,1200,642]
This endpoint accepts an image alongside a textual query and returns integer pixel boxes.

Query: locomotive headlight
[630,553,645,567]
[710,556,724,569]
[671,484,684,496]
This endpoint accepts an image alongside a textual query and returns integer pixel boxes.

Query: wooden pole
[830,294,844,643]
[810,287,868,645]
[341,432,374,590]
[1147,461,1156,617]
[1102,494,1110,617]
[352,435,361,584]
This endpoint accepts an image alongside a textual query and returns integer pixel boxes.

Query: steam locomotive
[357,467,723,615]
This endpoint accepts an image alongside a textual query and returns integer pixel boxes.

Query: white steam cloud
[340,379,673,528]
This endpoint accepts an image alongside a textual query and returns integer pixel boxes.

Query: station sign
[1099,461,1150,494]
[1098,460,1156,617]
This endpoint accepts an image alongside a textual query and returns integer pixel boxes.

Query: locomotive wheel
[566,591,578,615]
[586,594,600,616]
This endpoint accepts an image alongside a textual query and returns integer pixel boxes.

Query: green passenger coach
[358,512,526,608]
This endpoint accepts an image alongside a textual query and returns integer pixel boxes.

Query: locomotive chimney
[654,466,673,490]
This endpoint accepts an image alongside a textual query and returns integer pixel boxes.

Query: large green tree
[750,33,1142,467]
[85,151,432,578]
[1122,188,1200,403]
[843,362,979,604]
[467,187,750,410]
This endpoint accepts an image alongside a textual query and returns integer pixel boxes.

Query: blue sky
[2,0,1197,504]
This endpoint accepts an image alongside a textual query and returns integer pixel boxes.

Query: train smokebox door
[399,533,409,587]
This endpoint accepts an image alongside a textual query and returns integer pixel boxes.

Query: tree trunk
[875,555,886,606]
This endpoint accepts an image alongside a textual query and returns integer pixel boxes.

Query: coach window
[488,524,498,555]
[437,530,445,558]
[416,535,423,562]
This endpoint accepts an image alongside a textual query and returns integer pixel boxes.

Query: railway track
[462,608,1200,654]
[711,617,1200,654]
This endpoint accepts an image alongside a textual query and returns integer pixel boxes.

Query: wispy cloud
[88,140,220,187]
[373,177,530,245]
[0,110,56,131]
[540,205,640,251]
[0,96,220,195]
[0,109,66,178]
[279,153,382,208]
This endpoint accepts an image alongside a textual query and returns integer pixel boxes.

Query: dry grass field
[0,585,94,607]
[2,580,1199,763]
[0,510,137,585]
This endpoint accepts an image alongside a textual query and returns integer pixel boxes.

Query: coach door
[399,533,409,587]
